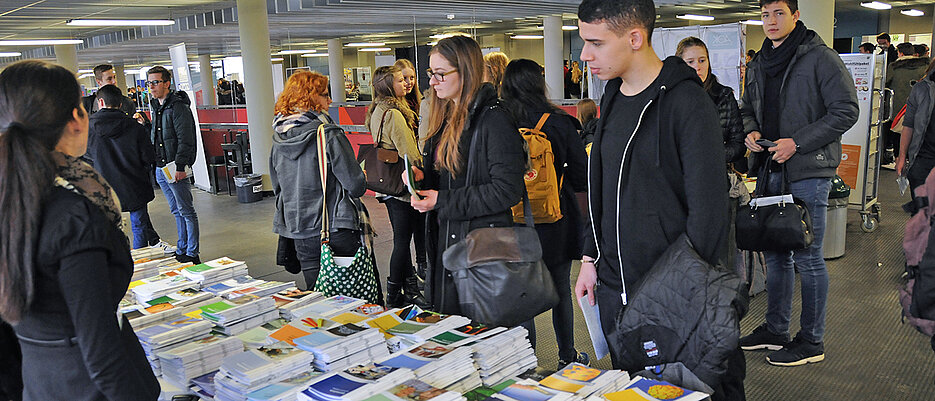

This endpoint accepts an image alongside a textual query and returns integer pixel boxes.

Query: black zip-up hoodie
[583,56,729,301]
[86,108,156,212]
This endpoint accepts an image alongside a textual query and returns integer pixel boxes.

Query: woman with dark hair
[409,35,527,314]
[367,65,429,308]
[500,58,590,368]
[0,60,159,400]
[677,37,746,172]
[271,70,370,291]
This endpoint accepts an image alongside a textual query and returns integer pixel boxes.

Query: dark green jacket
[740,30,859,181]
[887,56,930,117]
[150,90,196,171]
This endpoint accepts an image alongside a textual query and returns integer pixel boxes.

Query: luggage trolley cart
[838,53,891,233]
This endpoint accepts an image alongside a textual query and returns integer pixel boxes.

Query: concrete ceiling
[0,0,931,68]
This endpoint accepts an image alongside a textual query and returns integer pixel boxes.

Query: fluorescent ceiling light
[77,69,93,74]
[66,19,175,26]
[0,52,21,57]
[302,53,329,57]
[270,58,284,62]
[430,33,465,39]
[0,39,82,45]
[511,35,544,40]
[860,2,891,10]
[275,49,314,55]
[901,9,924,17]
[676,14,715,21]
[741,20,764,25]
[359,47,391,52]
[346,42,385,47]
[78,73,94,79]
[428,41,438,46]
[535,25,579,30]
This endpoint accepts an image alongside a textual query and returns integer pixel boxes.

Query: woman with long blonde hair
[409,36,526,314]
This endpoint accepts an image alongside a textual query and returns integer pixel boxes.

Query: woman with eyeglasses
[409,35,527,314]
[366,65,430,309]
[270,71,369,291]
[0,60,159,401]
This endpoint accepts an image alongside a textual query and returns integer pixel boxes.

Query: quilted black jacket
[709,80,746,169]
[608,233,742,389]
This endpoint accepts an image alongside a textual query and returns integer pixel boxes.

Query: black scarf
[759,21,809,77]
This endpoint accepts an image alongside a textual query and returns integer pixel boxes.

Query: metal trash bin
[233,173,263,204]
[824,175,850,259]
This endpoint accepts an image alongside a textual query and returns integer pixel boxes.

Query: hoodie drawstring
[655,85,668,167]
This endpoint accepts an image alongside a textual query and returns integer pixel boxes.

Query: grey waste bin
[823,197,848,259]
[233,174,263,203]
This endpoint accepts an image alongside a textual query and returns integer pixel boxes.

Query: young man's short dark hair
[897,42,916,56]
[915,44,928,57]
[877,33,891,42]
[859,43,876,53]
[146,66,171,82]
[578,0,656,39]
[759,0,797,13]
[747,49,756,58]
[93,64,114,82]
[96,84,123,108]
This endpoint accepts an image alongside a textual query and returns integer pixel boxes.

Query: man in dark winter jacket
[883,42,930,166]
[877,33,898,65]
[81,64,136,116]
[739,0,859,367]
[87,85,173,252]
[575,0,742,398]
[147,65,200,264]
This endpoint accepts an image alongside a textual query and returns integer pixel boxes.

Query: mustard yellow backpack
[512,113,563,224]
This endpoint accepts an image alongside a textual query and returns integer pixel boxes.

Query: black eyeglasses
[426,68,458,82]
[146,80,167,87]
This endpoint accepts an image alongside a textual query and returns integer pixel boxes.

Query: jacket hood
[273,113,322,160]
[795,29,824,57]
[893,57,930,71]
[88,108,137,138]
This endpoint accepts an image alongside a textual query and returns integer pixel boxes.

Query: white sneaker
[151,240,177,255]
[881,162,896,171]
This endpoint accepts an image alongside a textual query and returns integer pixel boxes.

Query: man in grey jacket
[738,0,858,367]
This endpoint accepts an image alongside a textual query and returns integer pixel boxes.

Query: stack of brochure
[538,363,631,399]
[377,341,475,389]
[140,288,215,311]
[293,323,389,372]
[131,245,169,260]
[191,371,219,400]
[361,379,467,401]
[131,255,184,281]
[124,296,222,330]
[157,335,245,388]
[237,319,291,348]
[586,376,709,401]
[131,271,199,303]
[469,327,538,386]
[298,364,415,401]
[200,294,279,336]
[285,295,366,321]
[135,317,214,375]
[272,289,325,319]
[205,276,295,298]
[182,257,251,287]
[384,312,471,345]
[246,371,324,401]
[214,344,316,401]
[490,379,576,401]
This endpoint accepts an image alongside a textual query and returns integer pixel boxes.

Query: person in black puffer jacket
[409,36,526,316]
[677,37,746,173]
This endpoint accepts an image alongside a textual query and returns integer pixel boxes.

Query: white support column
[236,0,275,190]
[798,0,835,45]
[54,44,78,73]
[328,38,346,103]
[199,54,217,106]
[113,64,127,91]
[543,15,564,100]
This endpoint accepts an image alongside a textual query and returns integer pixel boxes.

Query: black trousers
[382,198,426,283]
[0,320,22,401]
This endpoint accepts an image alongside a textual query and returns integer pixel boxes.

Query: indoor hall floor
[135,169,931,400]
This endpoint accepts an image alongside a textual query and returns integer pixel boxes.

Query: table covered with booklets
[122,247,710,401]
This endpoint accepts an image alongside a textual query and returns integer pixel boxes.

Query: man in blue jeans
[147,66,200,264]
[739,0,858,367]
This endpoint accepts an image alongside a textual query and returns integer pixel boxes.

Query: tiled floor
[137,168,931,399]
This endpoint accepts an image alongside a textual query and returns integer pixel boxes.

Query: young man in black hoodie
[87,85,172,252]
[574,0,742,398]
[739,0,858,367]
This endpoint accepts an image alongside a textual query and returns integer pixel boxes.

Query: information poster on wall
[652,23,746,100]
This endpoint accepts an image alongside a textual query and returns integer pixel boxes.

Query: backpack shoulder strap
[534,113,550,131]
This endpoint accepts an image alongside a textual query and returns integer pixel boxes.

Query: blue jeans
[155,169,199,257]
[128,205,160,249]
[762,173,831,343]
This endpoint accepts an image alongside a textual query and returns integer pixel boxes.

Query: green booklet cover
[185,263,215,273]
[200,300,235,315]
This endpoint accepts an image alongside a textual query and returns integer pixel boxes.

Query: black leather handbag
[441,129,559,327]
[736,161,813,252]
[357,109,406,196]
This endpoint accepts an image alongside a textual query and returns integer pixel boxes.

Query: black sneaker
[766,333,824,367]
[174,253,201,264]
[558,351,590,370]
[739,323,789,351]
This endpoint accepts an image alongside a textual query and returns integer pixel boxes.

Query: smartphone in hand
[756,139,778,149]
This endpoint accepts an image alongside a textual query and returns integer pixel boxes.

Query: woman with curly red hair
[270,71,368,290]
